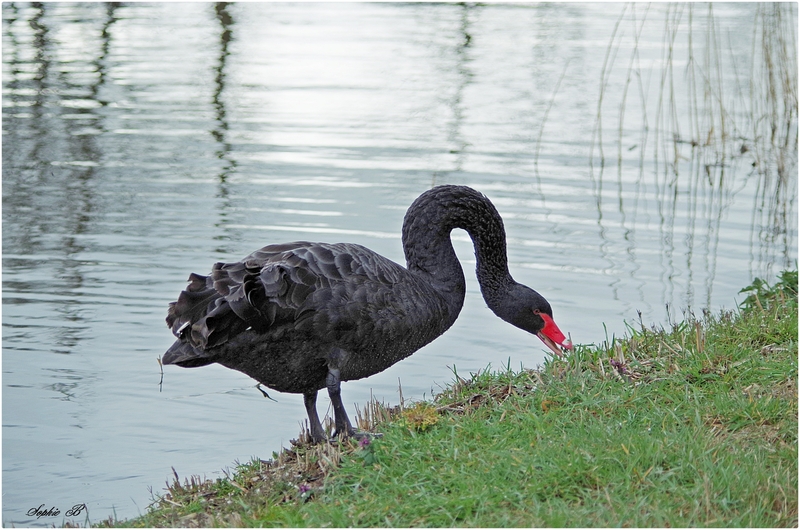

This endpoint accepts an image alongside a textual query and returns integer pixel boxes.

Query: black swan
[162,185,571,442]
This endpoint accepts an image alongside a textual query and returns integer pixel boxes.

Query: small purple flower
[359,436,371,448]
[298,483,311,494]
[609,359,627,374]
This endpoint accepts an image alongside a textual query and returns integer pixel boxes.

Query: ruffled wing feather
[163,242,409,365]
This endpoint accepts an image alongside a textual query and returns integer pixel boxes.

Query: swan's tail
[164,258,293,356]
[162,339,215,367]
[165,251,318,363]
[165,269,250,354]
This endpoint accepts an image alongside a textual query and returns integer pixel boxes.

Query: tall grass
[589,2,797,290]
[592,3,797,174]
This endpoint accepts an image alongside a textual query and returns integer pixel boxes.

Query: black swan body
[163,185,571,442]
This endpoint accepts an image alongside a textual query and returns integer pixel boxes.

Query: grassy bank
[103,272,797,527]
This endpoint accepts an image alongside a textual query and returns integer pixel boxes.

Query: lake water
[3,2,796,526]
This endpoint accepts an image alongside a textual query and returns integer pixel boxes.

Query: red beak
[537,312,572,357]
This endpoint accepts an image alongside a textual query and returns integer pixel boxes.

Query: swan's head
[492,283,573,357]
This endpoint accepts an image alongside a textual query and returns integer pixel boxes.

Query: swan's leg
[303,391,326,443]
[326,367,355,438]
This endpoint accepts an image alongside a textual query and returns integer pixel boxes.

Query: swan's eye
[533,309,541,315]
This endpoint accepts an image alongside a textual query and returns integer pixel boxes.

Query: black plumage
[163,185,571,442]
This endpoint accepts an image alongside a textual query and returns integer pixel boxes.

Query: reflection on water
[3,2,796,526]
[586,2,797,313]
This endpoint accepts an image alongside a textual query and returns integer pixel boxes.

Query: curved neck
[401,186,514,312]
